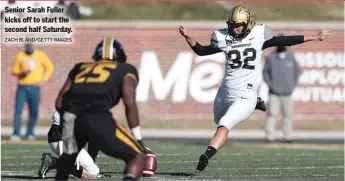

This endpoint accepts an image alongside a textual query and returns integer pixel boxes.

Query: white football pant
[213,87,257,130]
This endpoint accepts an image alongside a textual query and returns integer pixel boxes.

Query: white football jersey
[211,24,273,92]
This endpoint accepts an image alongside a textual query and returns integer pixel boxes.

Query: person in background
[1,0,17,20]
[11,43,54,141]
[262,39,301,143]
[56,0,93,20]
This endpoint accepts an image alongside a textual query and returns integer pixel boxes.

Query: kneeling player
[55,37,148,181]
[38,111,102,179]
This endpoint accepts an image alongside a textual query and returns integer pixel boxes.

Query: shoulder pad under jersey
[210,28,228,49]
[250,24,273,42]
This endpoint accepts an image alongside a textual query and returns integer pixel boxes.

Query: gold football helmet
[226,5,255,38]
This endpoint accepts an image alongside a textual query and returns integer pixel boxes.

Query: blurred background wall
[1,1,344,130]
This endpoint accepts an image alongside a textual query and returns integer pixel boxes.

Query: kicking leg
[208,126,229,150]
[197,126,228,171]
[197,97,256,171]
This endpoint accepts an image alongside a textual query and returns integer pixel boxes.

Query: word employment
[5,6,64,14]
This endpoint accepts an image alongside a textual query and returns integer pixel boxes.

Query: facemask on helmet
[92,38,127,63]
[226,5,255,39]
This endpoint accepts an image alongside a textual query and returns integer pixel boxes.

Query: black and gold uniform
[55,38,145,180]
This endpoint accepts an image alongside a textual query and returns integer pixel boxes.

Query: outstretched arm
[178,26,222,56]
[263,30,332,50]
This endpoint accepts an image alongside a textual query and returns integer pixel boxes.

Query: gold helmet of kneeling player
[92,37,127,63]
[226,5,255,38]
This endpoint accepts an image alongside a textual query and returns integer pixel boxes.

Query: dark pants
[56,110,144,180]
[13,85,40,136]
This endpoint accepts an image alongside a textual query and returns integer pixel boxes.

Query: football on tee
[142,151,157,177]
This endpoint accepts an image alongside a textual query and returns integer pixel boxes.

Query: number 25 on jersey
[74,63,117,83]
[228,48,257,70]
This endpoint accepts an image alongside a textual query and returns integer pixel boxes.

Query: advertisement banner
[1,23,344,122]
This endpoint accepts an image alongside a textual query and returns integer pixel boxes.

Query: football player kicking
[38,110,103,179]
[54,37,149,181]
[178,5,331,171]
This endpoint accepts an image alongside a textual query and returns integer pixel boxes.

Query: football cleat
[255,97,267,112]
[196,154,209,171]
[38,153,56,179]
